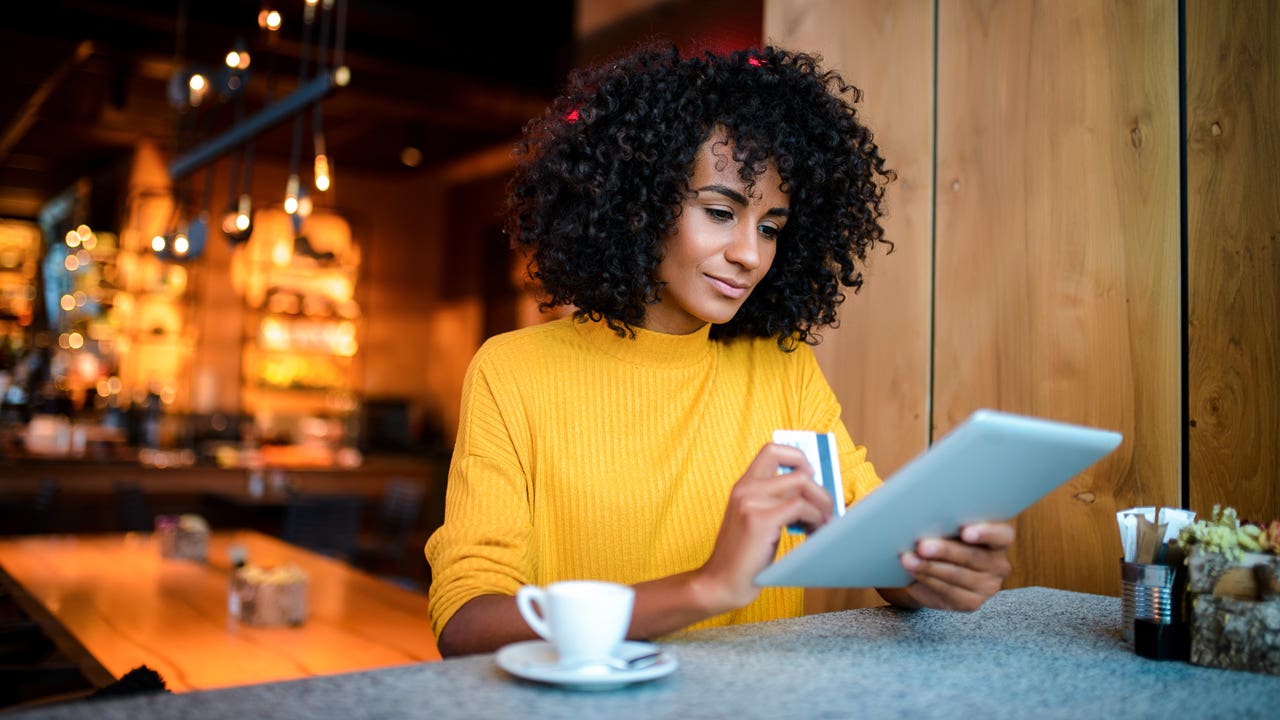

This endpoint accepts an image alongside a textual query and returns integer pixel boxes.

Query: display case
[110,189,201,425]
[232,208,362,466]
[0,220,40,424]
[0,220,39,339]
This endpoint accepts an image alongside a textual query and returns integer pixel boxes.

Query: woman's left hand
[880,522,1015,612]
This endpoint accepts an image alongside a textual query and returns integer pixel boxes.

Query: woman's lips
[706,274,748,299]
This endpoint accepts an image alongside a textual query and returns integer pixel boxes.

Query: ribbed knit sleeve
[424,355,534,638]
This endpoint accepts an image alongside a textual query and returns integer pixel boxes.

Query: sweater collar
[574,316,714,368]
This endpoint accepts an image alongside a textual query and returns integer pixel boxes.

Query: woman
[425,42,1013,657]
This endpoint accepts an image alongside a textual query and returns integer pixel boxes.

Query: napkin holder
[233,564,309,627]
[1186,546,1280,676]
[156,514,209,561]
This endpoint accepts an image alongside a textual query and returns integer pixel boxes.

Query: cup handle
[515,585,553,641]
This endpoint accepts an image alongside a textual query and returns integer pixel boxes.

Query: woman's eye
[759,225,780,240]
[705,208,734,222]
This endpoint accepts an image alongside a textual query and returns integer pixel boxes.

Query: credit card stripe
[817,433,837,508]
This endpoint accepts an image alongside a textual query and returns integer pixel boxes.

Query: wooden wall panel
[934,1,1180,595]
[1186,0,1280,522]
[765,0,934,612]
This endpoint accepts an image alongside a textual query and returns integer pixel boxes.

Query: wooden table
[0,530,441,693]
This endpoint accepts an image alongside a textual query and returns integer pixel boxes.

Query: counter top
[11,587,1279,719]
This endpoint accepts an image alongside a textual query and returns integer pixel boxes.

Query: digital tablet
[754,409,1123,588]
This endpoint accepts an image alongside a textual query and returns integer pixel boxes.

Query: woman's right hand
[440,443,835,655]
[692,443,834,613]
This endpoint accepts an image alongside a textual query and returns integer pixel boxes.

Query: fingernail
[902,553,920,570]
[962,527,980,543]
[919,540,941,556]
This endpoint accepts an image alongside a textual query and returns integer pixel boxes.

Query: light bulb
[314,154,331,191]
[188,73,207,106]
[284,174,300,215]
[174,234,190,256]
[151,235,166,252]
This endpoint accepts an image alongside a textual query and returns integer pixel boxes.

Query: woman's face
[642,135,790,335]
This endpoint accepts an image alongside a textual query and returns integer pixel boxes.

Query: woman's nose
[724,228,761,270]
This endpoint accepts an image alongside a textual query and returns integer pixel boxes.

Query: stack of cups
[1120,560,1176,643]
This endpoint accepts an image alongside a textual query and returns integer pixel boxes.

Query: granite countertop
[13,587,1280,719]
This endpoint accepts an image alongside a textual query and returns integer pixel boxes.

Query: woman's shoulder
[471,316,584,368]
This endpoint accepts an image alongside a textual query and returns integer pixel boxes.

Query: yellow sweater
[424,317,882,639]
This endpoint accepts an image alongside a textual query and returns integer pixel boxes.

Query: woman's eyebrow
[696,184,789,217]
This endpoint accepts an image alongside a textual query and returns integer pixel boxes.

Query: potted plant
[1176,506,1280,675]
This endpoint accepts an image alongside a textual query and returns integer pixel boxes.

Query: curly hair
[505,41,895,348]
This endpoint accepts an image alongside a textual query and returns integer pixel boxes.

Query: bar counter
[0,454,443,496]
[0,453,446,539]
[12,587,1279,719]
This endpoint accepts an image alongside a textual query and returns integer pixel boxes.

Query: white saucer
[495,640,677,691]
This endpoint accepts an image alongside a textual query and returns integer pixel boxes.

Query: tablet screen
[755,409,1122,588]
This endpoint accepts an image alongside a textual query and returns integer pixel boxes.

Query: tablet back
[754,409,1123,588]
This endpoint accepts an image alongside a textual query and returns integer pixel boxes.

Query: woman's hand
[692,443,835,614]
[880,522,1015,612]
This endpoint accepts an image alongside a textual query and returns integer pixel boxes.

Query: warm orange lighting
[225,50,251,70]
[272,239,292,266]
[314,154,331,191]
[68,332,84,350]
[64,255,80,271]
[82,233,97,250]
[400,146,422,168]
[263,9,282,31]
[236,213,251,232]
[64,230,81,248]
[73,291,87,307]
[60,294,75,312]
[284,174,300,215]
[173,234,190,256]
[151,235,166,252]
[188,74,207,106]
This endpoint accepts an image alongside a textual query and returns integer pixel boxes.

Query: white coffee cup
[515,580,635,666]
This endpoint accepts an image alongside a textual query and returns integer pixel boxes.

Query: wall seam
[1178,0,1190,510]
[927,0,939,446]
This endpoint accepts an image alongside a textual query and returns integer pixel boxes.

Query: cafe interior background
[0,0,1275,640]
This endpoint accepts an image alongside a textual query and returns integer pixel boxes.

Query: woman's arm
[438,443,830,657]
[438,572,716,657]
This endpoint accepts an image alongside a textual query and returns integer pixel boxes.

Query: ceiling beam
[0,41,95,167]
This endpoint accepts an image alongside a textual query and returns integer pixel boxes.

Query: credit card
[773,430,845,534]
